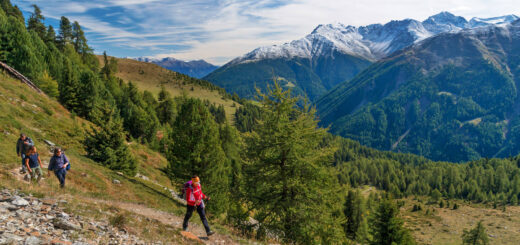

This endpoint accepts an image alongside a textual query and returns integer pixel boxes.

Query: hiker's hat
[192,176,200,183]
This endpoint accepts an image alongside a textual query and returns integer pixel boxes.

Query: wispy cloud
[13,0,520,65]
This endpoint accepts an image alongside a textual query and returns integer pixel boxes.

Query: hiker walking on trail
[24,146,43,183]
[16,133,34,174]
[183,176,215,236]
[48,148,69,188]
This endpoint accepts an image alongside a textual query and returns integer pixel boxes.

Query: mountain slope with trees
[4,0,520,244]
[317,20,520,162]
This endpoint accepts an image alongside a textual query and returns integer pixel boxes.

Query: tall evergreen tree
[84,103,136,175]
[0,0,23,22]
[58,16,72,48]
[156,86,176,125]
[244,82,343,244]
[344,190,366,241]
[45,25,56,43]
[27,4,46,39]
[370,198,415,245]
[165,97,230,214]
[462,221,489,245]
[59,58,80,112]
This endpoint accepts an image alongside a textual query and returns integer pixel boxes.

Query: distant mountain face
[204,12,519,100]
[316,20,520,162]
[136,57,219,79]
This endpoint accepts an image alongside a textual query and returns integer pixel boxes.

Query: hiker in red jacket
[182,176,215,236]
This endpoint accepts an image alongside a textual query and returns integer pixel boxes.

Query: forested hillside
[97,55,242,123]
[317,20,520,162]
[2,0,520,244]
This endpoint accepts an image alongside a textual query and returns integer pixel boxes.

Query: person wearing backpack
[24,146,43,183]
[16,133,34,174]
[182,176,215,236]
[48,147,69,188]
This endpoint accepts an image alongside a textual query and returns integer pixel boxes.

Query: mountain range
[136,57,219,79]
[204,12,519,101]
[316,18,520,162]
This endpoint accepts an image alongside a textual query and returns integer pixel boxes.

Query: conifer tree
[84,103,136,175]
[156,86,176,125]
[58,16,72,48]
[45,25,56,43]
[166,97,230,214]
[59,58,80,112]
[244,82,343,243]
[0,0,23,22]
[462,221,489,245]
[27,4,46,39]
[38,70,59,97]
[344,190,366,241]
[370,198,415,245]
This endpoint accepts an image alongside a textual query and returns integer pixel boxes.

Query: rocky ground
[0,189,147,245]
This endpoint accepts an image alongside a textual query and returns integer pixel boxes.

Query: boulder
[11,196,29,207]
[25,236,42,245]
[53,218,80,230]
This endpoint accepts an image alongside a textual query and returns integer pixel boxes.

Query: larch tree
[244,82,343,244]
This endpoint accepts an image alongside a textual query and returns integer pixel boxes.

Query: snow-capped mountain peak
[230,12,519,65]
[469,15,519,27]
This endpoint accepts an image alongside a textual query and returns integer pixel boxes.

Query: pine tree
[0,0,23,22]
[58,16,72,48]
[77,70,99,118]
[27,4,46,39]
[165,97,230,214]
[156,86,176,125]
[59,58,80,112]
[244,82,343,244]
[462,221,489,245]
[84,103,136,175]
[370,198,415,245]
[45,25,56,43]
[344,190,365,240]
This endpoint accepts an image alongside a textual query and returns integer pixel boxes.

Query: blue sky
[13,0,520,65]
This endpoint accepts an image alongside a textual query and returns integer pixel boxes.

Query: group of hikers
[16,133,69,188]
[17,133,214,236]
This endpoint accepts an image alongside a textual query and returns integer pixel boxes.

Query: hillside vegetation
[97,55,240,123]
[0,72,185,243]
[4,1,520,244]
[317,21,520,162]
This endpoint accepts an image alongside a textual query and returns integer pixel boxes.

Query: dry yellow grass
[402,198,520,245]
[97,56,239,123]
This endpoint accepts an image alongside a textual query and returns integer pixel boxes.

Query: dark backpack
[180,181,192,199]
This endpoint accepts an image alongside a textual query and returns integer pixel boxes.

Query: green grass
[0,71,263,244]
[97,56,240,123]
[0,71,185,228]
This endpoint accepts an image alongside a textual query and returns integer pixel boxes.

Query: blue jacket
[16,137,34,155]
[49,154,69,171]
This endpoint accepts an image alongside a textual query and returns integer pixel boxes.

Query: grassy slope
[97,56,238,123]
[0,71,192,242]
[403,198,520,245]
[358,186,520,244]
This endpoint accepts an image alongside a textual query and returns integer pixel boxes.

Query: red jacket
[186,184,206,206]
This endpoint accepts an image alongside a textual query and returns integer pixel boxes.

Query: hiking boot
[19,169,26,174]
[207,231,215,236]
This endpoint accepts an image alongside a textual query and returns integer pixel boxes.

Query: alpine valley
[317,18,520,162]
